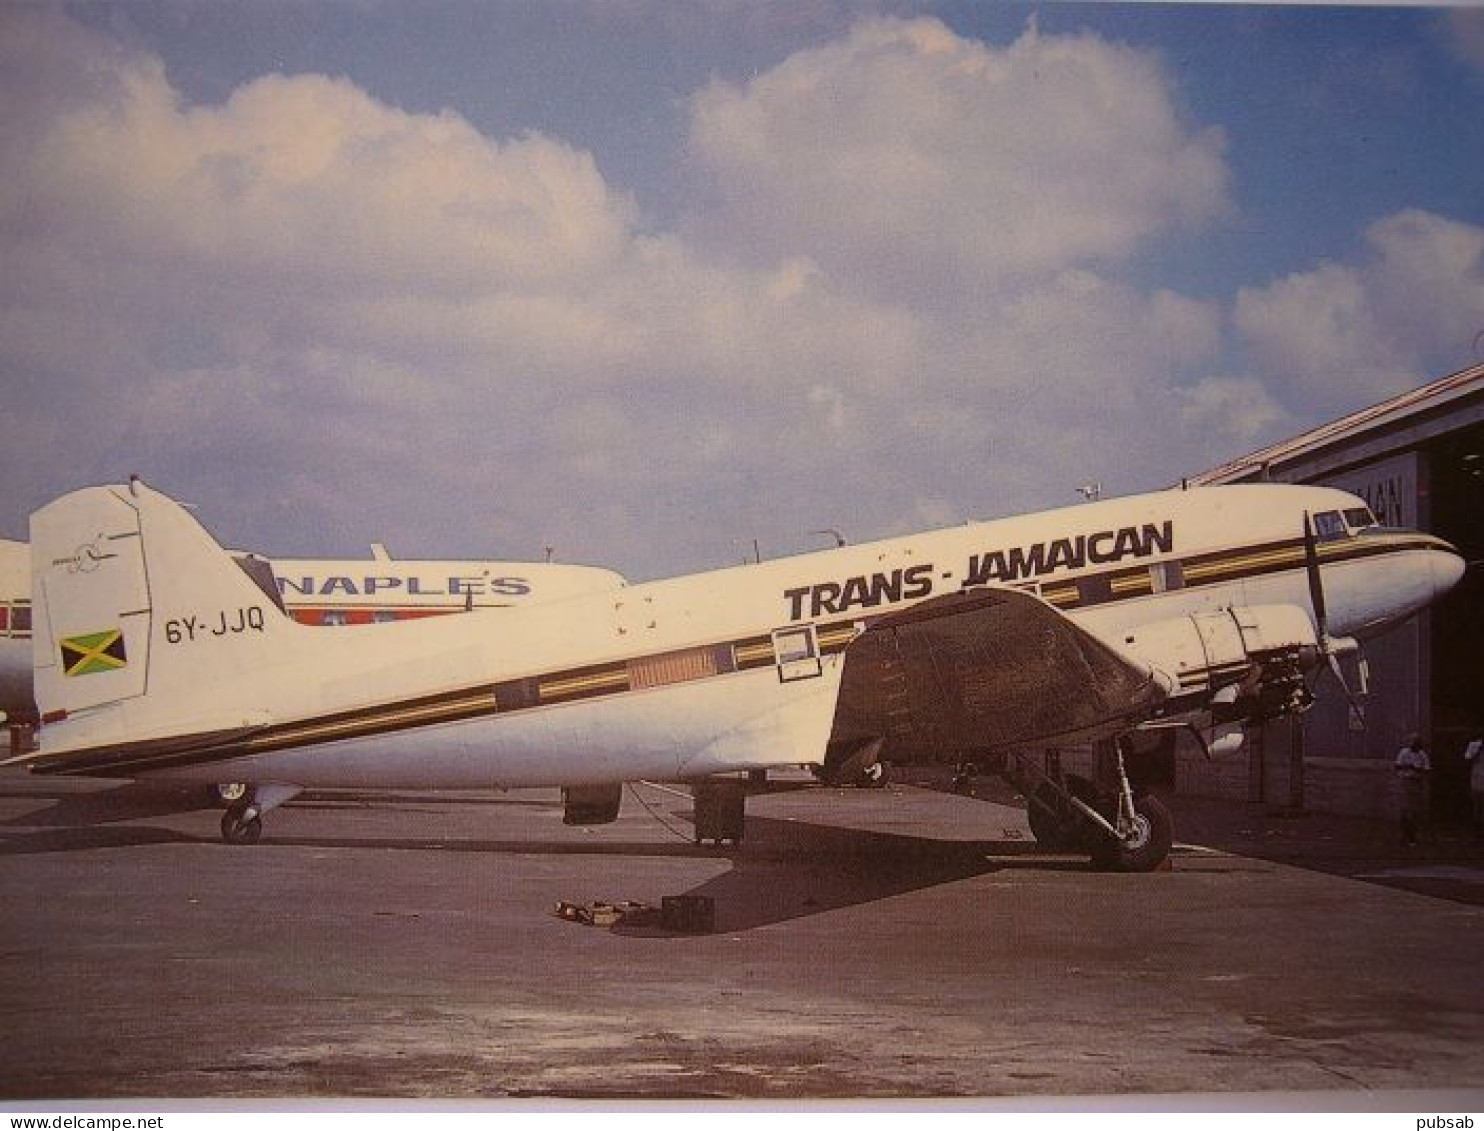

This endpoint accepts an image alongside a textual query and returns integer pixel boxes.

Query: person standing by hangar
[1395,734,1432,846]
[1464,730,1484,840]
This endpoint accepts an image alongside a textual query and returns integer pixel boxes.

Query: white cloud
[1173,377,1285,447]
[685,17,1230,301]
[1235,209,1484,413]
[0,10,1254,573]
[5,49,634,293]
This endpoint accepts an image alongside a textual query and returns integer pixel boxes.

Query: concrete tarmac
[2,767,1483,1104]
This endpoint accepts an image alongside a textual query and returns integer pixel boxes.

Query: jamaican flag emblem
[60,629,128,676]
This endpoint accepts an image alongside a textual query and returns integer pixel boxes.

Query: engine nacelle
[1119,604,1319,721]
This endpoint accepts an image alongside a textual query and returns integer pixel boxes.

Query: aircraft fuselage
[20,482,1461,794]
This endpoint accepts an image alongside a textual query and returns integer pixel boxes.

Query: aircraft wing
[829,586,1168,765]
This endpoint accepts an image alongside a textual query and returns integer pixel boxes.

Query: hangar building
[1179,362,1484,822]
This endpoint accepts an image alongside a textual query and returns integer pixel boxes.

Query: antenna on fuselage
[732,539,762,565]
[811,529,847,548]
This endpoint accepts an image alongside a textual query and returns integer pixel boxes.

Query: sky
[2,1,1482,580]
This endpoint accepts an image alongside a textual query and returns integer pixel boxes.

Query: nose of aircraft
[1430,538,1468,602]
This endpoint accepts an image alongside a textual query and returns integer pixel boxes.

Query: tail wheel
[1090,793,1173,873]
[216,782,248,807]
[220,807,263,845]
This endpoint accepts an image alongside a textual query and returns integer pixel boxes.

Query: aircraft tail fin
[25,480,297,761]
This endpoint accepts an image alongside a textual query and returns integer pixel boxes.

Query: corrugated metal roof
[1187,362,1484,485]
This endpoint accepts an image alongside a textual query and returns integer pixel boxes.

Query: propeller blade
[1326,650,1367,729]
[1303,511,1328,638]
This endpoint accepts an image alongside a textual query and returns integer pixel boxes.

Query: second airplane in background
[0,537,623,726]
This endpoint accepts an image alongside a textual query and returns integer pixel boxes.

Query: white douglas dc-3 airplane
[5,478,1465,872]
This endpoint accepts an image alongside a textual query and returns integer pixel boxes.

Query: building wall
[1174,746,1405,820]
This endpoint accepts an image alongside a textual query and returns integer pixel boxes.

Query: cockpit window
[1313,510,1347,541]
[1343,506,1378,531]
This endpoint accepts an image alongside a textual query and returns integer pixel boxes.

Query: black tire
[220,808,263,845]
[1090,793,1173,873]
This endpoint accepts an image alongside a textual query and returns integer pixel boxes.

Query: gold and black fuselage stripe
[33,531,1440,777]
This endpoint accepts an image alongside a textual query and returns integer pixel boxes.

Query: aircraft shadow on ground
[0,779,215,853]
[612,813,1086,936]
[0,781,715,859]
[0,786,1084,929]
[0,781,558,844]
[0,780,217,827]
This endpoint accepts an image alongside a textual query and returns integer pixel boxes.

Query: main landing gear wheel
[220,805,263,845]
[1090,793,1173,873]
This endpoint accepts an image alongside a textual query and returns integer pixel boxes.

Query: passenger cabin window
[1313,510,1347,542]
[322,611,350,627]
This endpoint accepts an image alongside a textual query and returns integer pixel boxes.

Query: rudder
[30,480,296,748]
[32,484,152,718]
